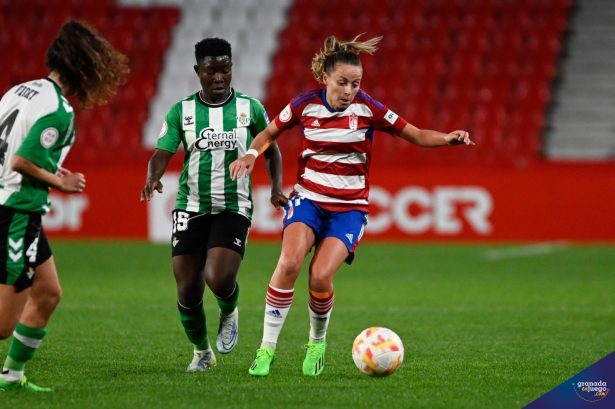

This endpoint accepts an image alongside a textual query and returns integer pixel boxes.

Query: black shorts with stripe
[0,205,52,292]
[171,210,251,258]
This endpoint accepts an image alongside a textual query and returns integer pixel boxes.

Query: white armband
[246,149,259,158]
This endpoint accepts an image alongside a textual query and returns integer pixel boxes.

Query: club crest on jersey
[194,127,239,151]
[237,112,251,126]
[285,203,294,220]
[349,113,358,131]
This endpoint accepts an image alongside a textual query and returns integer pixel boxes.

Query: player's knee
[309,275,331,292]
[36,286,62,313]
[0,327,13,340]
[277,257,303,277]
[176,285,203,307]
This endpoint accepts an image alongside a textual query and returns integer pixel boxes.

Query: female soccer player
[230,35,473,377]
[0,20,129,391]
[140,38,287,372]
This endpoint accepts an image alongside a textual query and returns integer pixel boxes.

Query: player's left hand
[270,192,289,210]
[57,167,70,177]
[445,130,474,146]
[230,154,257,180]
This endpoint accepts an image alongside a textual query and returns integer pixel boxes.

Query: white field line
[483,241,570,261]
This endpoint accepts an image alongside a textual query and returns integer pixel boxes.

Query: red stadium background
[1,0,613,243]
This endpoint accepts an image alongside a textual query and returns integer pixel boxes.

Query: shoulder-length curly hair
[45,20,130,109]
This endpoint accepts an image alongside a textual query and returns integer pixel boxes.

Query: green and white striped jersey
[0,78,75,213]
[156,89,269,220]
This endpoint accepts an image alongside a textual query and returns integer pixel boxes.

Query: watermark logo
[573,381,609,403]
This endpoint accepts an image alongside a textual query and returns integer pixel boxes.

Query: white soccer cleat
[186,348,217,372]
[216,308,238,354]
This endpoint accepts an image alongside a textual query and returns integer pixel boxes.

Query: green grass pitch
[1,241,614,408]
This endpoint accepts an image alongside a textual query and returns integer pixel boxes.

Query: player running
[230,34,473,376]
[0,20,129,391]
[141,38,286,372]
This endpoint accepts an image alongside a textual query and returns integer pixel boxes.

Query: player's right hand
[59,172,86,193]
[229,154,256,180]
[140,180,163,202]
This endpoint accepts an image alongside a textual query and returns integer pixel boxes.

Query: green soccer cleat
[0,377,52,392]
[248,347,275,376]
[303,340,326,376]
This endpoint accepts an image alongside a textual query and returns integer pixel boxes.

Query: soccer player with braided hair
[141,37,286,372]
[230,34,473,377]
[0,20,129,391]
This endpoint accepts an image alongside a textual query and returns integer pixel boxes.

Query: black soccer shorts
[170,210,251,258]
[0,205,52,292]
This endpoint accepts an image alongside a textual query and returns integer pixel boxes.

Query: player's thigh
[309,236,350,284]
[269,222,315,289]
[19,256,62,328]
[29,255,62,306]
[171,210,210,285]
[172,253,204,286]
[171,210,210,258]
[206,212,251,261]
[0,284,30,338]
[278,196,323,270]
[320,209,368,265]
[0,206,50,293]
[204,213,250,294]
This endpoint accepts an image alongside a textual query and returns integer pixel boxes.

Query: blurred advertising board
[44,164,615,243]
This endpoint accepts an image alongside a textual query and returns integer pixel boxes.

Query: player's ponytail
[45,20,130,109]
[311,34,382,83]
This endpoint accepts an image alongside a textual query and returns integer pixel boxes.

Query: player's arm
[397,123,474,147]
[11,155,85,193]
[140,148,174,202]
[262,141,288,209]
[229,121,283,180]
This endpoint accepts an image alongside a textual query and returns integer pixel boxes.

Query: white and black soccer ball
[352,327,404,377]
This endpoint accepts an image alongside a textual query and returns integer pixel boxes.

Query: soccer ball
[352,327,404,377]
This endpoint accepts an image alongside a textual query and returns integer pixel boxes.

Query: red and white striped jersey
[274,88,407,213]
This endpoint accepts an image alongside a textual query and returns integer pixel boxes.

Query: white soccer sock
[1,367,24,383]
[261,285,294,348]
[308,290,334,342]
[308,309,333,342]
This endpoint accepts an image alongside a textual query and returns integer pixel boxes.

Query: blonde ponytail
[311,34,383,83]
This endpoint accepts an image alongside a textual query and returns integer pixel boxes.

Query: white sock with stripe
[261,285,294,348]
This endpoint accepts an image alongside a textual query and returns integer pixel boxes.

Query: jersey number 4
[0,109,19,167]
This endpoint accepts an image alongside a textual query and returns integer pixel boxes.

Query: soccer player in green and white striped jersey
[140,38,287,372]
[0,21,129,392]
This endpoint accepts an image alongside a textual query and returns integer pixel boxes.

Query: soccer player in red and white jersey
[230,35,473,377]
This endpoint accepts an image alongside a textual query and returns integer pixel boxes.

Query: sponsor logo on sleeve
[279,104,292,123]
[40,127,59,148]
[159,120,168,138]
[384,109,398,125]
